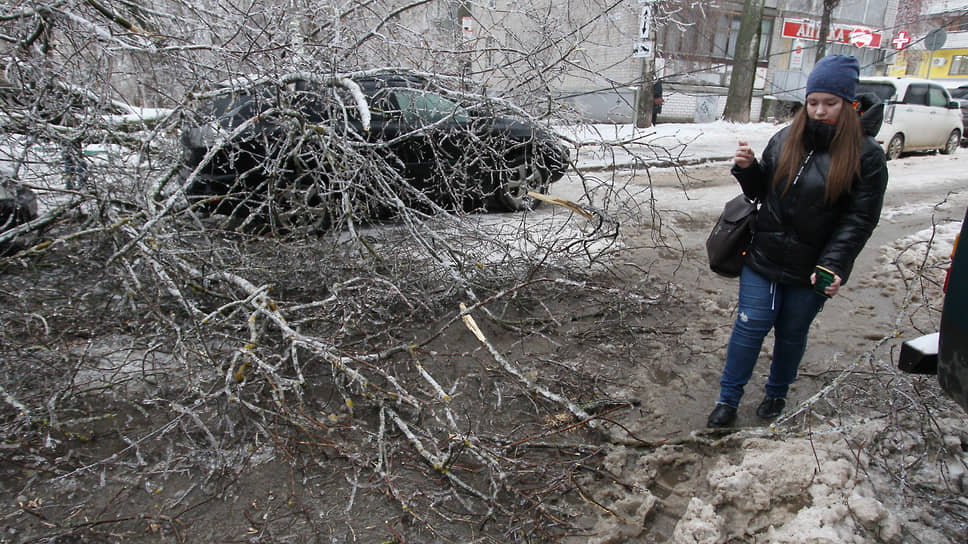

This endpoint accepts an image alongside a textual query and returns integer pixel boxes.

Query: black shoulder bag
[706,194,757,278]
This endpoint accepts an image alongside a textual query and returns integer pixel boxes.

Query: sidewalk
[559,120,780,171]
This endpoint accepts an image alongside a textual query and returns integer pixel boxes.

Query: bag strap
[791,150,814,186]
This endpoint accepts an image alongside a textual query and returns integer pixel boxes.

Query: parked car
[855,77,962,160]
[179,73,570,229]
[0,77,174,189]
[899,207,968,413]
[0,77,171,134]
[0,170,38,254]
[938,209,968,411]
[946,84,968,145]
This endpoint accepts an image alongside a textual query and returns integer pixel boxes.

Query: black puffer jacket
[730,95,888,287]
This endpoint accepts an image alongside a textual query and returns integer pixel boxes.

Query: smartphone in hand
[814,266,835,298]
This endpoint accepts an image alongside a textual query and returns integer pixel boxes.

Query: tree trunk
[636,59,656,128]
[814,0,841,62]
[457,1,473,80]
[723,0,764,122]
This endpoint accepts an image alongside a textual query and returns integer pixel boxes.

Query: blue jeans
[717,266,826,408]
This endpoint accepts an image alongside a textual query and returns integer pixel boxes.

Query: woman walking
[707,55,889,428]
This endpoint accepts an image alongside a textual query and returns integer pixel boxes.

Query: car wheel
[941,129,961,155]
[271,180,331,233]
[886,134,904,161]
[496,155,549,212]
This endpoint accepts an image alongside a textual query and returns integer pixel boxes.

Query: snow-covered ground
[3,117,966,542]
[553,123,968,543]
[560,120,778,170]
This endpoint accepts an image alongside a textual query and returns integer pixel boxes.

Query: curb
[577,155,734,172]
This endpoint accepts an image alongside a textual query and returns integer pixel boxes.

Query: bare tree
[5,3,962,543]
[0,1,672,541]
[723,0,764,122]
[814,0,841,62]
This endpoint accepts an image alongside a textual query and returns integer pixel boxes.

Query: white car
[856,76,962,160]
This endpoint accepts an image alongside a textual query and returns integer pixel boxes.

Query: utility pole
[635,0,657,128]
[457,1,473,82]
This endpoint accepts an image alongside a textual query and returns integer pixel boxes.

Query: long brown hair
[774,98,863,203]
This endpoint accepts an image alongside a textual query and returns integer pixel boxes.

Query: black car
[947,84,968,146]
[899,207,968,412]
[0,171,38,254]
[179,73,570,229]
[938,208,968,411]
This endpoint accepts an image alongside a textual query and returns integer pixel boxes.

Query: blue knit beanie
[806,55,859,102]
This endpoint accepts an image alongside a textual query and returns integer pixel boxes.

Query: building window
[719,15,742,57]
[759,18,774,60]
[711,13,773,61]
[657,7,774,68]
[906,54,921,76]
[950,55,968,75]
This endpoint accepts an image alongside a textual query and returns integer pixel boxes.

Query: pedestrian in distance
[652,79,663,125]
[62,138,89,190]
[707,54,889,428]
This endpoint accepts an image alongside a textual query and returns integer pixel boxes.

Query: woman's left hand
[811,272,843,297]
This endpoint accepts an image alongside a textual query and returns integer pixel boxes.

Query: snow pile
[859,220,961,301]
[672,498,724,543]
[683,435,902,543]
[876,222,960,278]
[574,417,966,542]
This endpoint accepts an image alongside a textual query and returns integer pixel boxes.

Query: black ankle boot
[707,404,737,428]
[756,397,786,419]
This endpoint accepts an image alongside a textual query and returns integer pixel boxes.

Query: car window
[903,84,929,106]
[392,89,469,124]
[950,87,968,99]
[318,85,381,132]
[363,90,396,122]
[927,85,950,107]
[856,82,896,102]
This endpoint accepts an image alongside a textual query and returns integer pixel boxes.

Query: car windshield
[856,82,896,102]
[392,89,469,124]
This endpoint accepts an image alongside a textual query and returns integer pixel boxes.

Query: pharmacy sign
[782,19,883,48]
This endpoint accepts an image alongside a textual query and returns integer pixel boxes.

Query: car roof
[352,74,433,95]
[859,76,948,87]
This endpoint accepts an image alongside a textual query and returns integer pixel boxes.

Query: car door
[388,88,482,204]
[379,88,442,187]
[925,84,957,148]
[900,83,932,148]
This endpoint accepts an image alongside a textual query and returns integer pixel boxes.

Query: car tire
[941,129,961,155]
[0,180,38,230]
[271,179,331,233]
[495,155,549,212]
[886,134,904,161]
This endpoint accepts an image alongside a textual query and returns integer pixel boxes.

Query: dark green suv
[179,73,570,229]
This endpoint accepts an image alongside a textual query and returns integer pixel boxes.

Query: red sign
[782,19,883,48]
[850,27,874,48]
[893,31,912,50]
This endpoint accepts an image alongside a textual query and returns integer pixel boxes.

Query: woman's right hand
[735,140,754,169]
